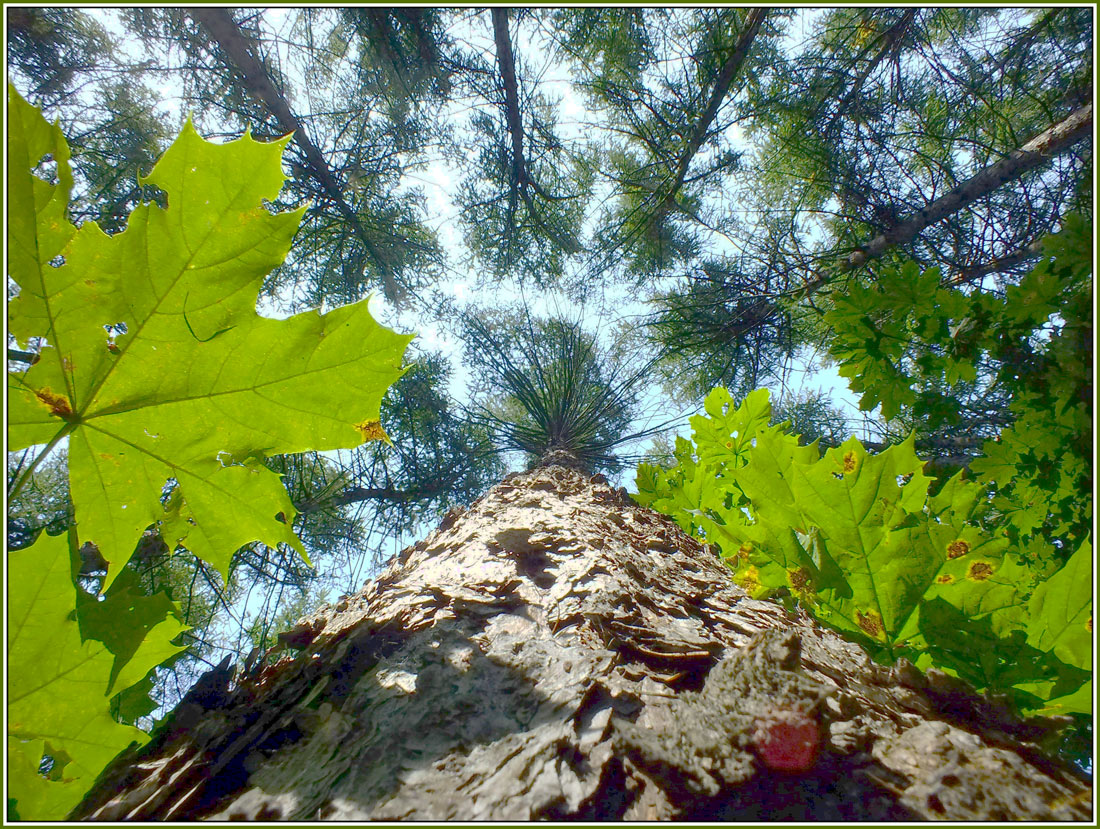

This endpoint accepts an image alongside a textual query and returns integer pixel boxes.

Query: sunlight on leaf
[8,532,148,814]
[7,86,413,587]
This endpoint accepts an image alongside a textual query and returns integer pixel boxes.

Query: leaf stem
[8,425,74,502]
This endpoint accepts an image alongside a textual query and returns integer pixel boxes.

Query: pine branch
[655,8,769,215]
[845,102,1092,270]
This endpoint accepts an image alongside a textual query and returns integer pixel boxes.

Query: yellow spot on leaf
[1087,617,1092,634]
[35,388,73,418]
[856,609,885,640]
[841,450,858,474]
[936,574,954,585]
[727,542,752,567]
[355,419,388,443]
[946,539,969,559]
[788,567,812,591]
[737,565,761,596]
[966,561,995,581]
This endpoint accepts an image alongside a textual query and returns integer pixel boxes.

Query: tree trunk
[186,7,403,304]
[656,8,768,216]
[490,8,580,254]
[844,102,1093,270]
[71,461,1090,820]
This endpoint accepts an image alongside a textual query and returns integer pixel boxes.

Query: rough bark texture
[72,463,1091,821]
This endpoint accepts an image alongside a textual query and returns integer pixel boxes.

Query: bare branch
[847,102,1091,270]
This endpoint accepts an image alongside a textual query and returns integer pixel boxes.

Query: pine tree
[69,310,1090,820]
[70,459,1090,820]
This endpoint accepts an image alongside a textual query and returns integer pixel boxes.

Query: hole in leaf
[160,479,178,502]
[49,255,65,268]
[139,182,168,207]
[33,156,58,184]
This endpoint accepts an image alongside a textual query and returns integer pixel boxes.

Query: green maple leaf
[7,84,75,308]
[639,385,1091,711]
[7,531,176,816]
[7,739,85,821]
[75,567,190,696]
[1032,679,1092,718]
[7,87,412,585]
[735,434,941,646]
[1027,538,1092,673]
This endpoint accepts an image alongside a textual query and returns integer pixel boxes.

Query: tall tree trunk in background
[186,7,403,304]
[71,460,1090,820]
[656,7,768,216]
[490,8,580,255]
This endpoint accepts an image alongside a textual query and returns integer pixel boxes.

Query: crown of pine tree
[463,313,668,474]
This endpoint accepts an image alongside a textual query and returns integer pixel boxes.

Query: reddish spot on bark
[35,388,73,418]
[752,707,820,773]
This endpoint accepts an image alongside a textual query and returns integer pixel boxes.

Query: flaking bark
[71,463,1091,821]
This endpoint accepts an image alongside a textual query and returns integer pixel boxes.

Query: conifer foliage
[462,312,669,474]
